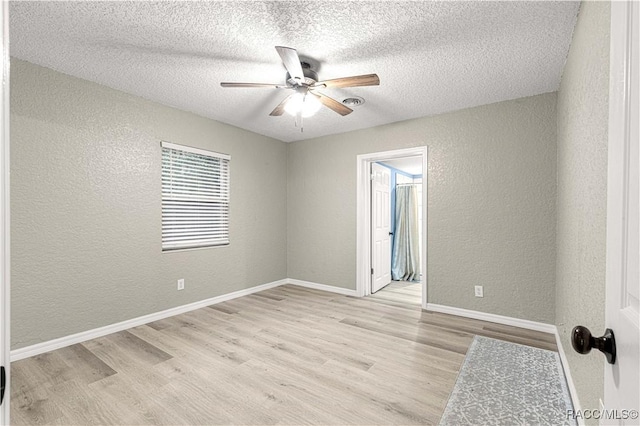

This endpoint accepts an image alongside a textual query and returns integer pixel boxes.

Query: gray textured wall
[11,59,288,349]
[287,93,557,323]
[556,1,610,415]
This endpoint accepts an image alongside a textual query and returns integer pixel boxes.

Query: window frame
[161,141,230,252]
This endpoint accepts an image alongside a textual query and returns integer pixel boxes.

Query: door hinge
[371,268,374,275]
[370,173,375,181]
[0,365,5,406]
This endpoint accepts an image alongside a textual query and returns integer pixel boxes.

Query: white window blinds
[161,142,230,251]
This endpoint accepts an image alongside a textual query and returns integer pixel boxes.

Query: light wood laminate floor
[11,285,557,425]
[370,281,422,305]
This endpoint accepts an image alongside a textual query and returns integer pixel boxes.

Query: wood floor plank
[416,312,557,350]
[243,357,424,425]
[88,372,181,425]
[259,326,377,372]
[104,330,173,365]
[11,284,561,425]
[339,317,472,354]
[207,303,239,315]
[47,379,128,425]
[482,323,557,343]
[252,291,286,301]
[12,351,74,390]
[10,381,64,425]
[370,281,423,305]
[320,359,448,421]
[240,360,357,425]
[55,344,118,384]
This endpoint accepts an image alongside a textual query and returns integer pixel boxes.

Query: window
[161,142,230,251]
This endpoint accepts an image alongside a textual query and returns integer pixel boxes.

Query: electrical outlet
[177,279,185,291]
[474,285,483,297]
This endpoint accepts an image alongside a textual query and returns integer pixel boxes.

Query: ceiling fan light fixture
[284,92,322,118]
[221,46,379,120]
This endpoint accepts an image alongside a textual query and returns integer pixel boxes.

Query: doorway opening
[356,147,428,309]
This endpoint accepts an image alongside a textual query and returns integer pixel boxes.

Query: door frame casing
[0,1,9,423]
[356,146,428,309]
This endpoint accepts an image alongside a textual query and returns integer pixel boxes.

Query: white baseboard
[286,278,358,297]
[10,278,287,362]
[425,303,557,334]
[554,328,584,426]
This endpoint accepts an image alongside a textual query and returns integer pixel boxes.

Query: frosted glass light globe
[285,92,322,118]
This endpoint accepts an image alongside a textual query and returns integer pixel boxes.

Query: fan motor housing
[286,62,318,86]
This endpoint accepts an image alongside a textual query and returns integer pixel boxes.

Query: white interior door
[604,1,640,420]
[0,1,8,423]
[371,163,392,293]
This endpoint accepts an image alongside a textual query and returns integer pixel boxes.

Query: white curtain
[391,185,420,281]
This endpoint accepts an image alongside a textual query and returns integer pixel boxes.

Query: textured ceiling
[10,1,579,143]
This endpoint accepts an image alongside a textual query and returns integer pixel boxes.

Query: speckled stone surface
[440,336,575,426]
[10,1,579,142]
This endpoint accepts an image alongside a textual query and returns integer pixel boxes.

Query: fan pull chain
[295,109,303,132]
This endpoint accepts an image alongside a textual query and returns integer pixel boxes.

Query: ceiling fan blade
[312,92,353,116]
[275,46,305,83]
[269,94,294,116]
[313,73,380,89]
[220,82,286,88]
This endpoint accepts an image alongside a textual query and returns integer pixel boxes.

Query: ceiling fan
[220,46,380,122]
